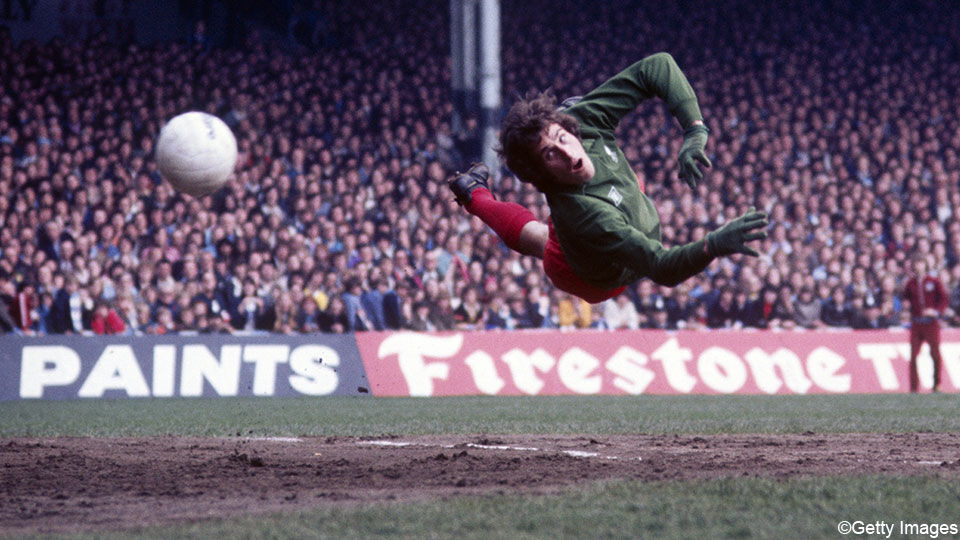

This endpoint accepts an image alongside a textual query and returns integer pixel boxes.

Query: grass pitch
[114,476,960,540]
[3,393,960,539]
[2,393,959,438]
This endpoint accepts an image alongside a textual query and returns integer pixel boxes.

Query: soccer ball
[156,111,237,197]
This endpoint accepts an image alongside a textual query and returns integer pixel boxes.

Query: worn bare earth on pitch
[3,433,960,534]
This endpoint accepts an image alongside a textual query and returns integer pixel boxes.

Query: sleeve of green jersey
[567,52,703,132]
[566,203,713,287]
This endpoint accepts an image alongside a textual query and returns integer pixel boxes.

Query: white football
[156,111,237,197]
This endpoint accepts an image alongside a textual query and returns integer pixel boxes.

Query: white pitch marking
[563,450,600,458]
[467,443,540,452]
[358,440,639,461]
[917,460,943,466]
[245,437,302,442]
[561,450,632,460]
[358,440,416,447]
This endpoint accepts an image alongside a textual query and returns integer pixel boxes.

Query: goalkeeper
[450,52,767,303]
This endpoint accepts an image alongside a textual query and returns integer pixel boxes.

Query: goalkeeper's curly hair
[496,90,581,192]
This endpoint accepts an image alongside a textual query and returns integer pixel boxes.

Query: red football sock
[465,188,537,252]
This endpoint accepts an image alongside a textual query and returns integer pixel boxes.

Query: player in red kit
[903,257,948,392]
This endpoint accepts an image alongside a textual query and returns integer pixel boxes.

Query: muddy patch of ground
[3,432,959,534]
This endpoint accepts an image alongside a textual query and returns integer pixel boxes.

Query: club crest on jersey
[604,144,619,164]
[608,186,623,207]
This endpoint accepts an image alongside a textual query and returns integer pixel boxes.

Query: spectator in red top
[903,257,948,393]
[10,282,36,334]
[91,300,126,335]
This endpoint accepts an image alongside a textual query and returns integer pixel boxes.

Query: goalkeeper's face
[536,123,595,186]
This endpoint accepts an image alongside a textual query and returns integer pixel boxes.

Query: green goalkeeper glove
[677,124,712,189]
[705,207,768,257]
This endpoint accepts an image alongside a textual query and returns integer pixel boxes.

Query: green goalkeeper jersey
[546,52,713,289]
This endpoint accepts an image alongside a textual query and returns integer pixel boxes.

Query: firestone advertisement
[1,330,955,400]
[355,329,957,397]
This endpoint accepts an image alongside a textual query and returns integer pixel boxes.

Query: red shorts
[541,175,643,304]
[542,220,626,304]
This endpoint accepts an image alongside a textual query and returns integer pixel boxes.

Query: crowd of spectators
[1,0,960,335]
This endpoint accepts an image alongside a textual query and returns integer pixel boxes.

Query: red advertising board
[356,329,959,397]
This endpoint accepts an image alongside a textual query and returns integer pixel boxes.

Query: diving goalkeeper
[450,52,767,303]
